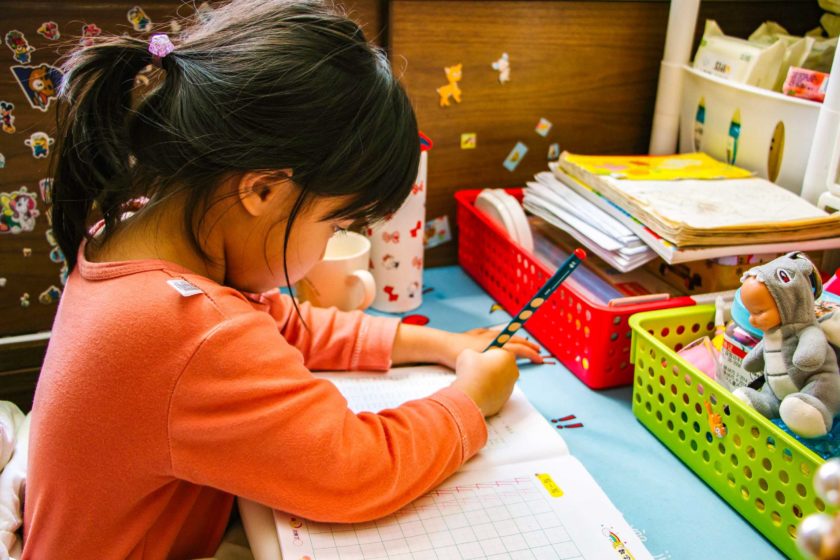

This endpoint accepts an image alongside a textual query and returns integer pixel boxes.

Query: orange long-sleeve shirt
[23,253,487,559]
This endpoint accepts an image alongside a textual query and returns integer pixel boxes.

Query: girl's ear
[237,170,294,217]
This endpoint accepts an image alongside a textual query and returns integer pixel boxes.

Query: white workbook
[270,366,652,560]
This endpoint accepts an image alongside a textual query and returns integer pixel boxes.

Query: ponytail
[51,36,156,270]
[50,0,420,279]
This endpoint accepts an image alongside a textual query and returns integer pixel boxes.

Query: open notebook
[254,366,652,560]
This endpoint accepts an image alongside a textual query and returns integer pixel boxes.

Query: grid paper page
[274,455,651,560]
[315,366,569,470]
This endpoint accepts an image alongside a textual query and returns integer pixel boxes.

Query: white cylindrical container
[368,133,432,313]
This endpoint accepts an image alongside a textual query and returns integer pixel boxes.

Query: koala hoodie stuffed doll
[733,252,840,438]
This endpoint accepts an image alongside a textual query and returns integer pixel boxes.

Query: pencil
[484,248,587,351]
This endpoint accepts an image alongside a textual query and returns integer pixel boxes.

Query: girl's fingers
[507,334,540,352]
[504,341,544,363]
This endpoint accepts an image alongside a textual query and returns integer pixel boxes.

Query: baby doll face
[741,277,781,332]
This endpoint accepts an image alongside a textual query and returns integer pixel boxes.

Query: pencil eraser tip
[574,248,587,260]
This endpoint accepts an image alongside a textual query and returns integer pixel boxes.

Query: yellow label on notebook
[536,473,564,497]
[562,152,753,181]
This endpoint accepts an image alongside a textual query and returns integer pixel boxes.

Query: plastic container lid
[475,189,534,253]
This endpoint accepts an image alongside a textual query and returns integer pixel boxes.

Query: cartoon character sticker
[602,528,636,560]
[492,52,510,84]
[535,117,553,137]
[37,21,61,41]
[10,64,64,112]
[39,285,62,305]
[436,63,462,107]
[382,254,399,270]
[45,228,69,285]
[81,23,102,47]
[503,141,528,172]
[1,101,15,134]
[0,186,40,234]
[460,133,477,149]
[4,30,35,64]
[24,132,55,159]
[38,178,53,204]
[424,215,452,249]
[127,6,153,32]
[705,402,727,438]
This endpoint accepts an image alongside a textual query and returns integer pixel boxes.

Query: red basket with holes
[456,188,695,388]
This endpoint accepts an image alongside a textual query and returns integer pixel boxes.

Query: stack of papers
[556,152,840,247]
[523,171,657,272]
[550,152,840,264]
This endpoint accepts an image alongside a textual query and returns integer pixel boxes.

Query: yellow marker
[536,473,564,497]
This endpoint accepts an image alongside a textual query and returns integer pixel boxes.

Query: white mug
[296,231,376,311]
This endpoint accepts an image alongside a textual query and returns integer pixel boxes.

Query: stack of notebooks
[524,172,656,272]
[525,152,840,265]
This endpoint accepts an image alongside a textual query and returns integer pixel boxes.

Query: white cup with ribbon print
[296,230,376,311]
[368,132,433,313]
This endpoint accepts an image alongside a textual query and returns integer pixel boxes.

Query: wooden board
[390,0,823,267]
[0,0,382,338]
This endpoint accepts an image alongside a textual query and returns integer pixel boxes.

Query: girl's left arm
[260,290,543,371]
[391,323,543,369]
[260,290,398,372]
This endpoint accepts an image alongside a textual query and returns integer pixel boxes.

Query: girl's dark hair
[52,0,419,280]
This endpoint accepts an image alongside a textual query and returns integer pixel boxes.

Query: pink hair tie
[148,34,175,59]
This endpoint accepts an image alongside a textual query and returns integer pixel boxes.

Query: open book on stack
[243,366,653,560]
[547,152,840,264]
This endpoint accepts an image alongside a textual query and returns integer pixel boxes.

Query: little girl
[23,1,540,558]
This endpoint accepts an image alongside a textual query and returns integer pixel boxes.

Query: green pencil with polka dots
[484,248,587,351]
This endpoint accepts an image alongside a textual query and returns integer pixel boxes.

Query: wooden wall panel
[391,0,823,267]
[0,0,383,338]
[0,2,193,338]
[0,0,385,406]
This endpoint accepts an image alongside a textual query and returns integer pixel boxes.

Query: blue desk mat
[370,266,783,560]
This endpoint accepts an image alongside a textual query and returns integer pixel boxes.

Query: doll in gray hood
[733,252,840,438]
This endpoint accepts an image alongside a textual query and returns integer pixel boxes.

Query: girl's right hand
[451,348,519,417]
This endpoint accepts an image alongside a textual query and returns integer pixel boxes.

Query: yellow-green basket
[630,305,826,559]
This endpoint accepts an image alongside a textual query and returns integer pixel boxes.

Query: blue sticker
[503,141,528,172]
[10,64,64,112]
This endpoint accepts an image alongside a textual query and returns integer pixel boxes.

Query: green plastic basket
[630,305,826,559]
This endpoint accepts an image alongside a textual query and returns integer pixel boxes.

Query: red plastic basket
[456,188,696,388]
